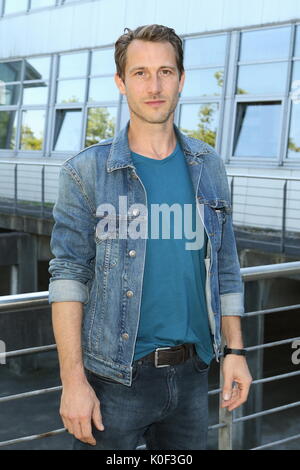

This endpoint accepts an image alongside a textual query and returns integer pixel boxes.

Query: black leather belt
[137,343,196,368]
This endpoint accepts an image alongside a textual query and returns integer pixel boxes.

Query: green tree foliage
[288,138,300,153]
[180,70,225,147]
[20,125,43,150]
[85,107,116,147]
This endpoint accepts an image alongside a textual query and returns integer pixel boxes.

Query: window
[85,107,117,147]
[233,26,292,159]
[20,109,46,150]
[239,26,290,62]
[30,0,56,9]
[56,52,88,104]
[23,57,50,105]
[0,111,17,149]
[53,109,82,151]
[180,34,227,148]
[233,102,281,158]
[0,61,22,149]
[179,103,219,148]
[287,31,300,159]
[85,48,118,148]
[0,56,50,151]
[4,0,28,15]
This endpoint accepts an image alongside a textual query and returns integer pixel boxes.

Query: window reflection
[59,52,88,78]
[85,107,116,147]
[24,57,50,81]
[0,61,22,83]
[239,27,291,61]
[179,103,219,148]
[237,63,288,95]
[0,83,20,106]
[20,109,45,151]
[56,79,86,103]
[23,83,48,105]
[89,77,119,102]
[234,102,281,157]
[184,35,226,67]
[288,103,300,157]
[30,0,56,8]
[91,49,115,75]
[4,0,28,14]
[0,111,17,149]
[53,109,82,151]
[291,60,300,85]
[182,69,224,97]
[295,26,300,57]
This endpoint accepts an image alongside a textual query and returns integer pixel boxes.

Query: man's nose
[147,74,162,95]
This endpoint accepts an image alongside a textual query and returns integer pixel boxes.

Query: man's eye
[136,71,144,76]
[161,70,172,75]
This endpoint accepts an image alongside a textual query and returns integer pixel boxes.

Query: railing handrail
[0,160,62,167]
[1,262,300,312]
[0,160,300,181]
[227,173,300,182]
[1,265,299,449]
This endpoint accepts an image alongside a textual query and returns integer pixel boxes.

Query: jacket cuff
[220,292,245,316]
[48,279,89,304]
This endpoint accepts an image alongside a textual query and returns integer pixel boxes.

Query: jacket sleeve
[48,163,96,304]
[217,156,245,317]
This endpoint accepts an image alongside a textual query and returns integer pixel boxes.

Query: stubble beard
[128,95,179,125]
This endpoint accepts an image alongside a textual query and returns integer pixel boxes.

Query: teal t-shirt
[131,141,214,365]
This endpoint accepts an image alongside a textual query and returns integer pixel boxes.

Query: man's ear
[114,73,126,95]
[179,70,185,94]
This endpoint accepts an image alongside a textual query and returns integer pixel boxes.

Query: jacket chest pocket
[95,215,120,270]
[206,200,231,251]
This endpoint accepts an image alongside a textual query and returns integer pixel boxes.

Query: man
[48,24,252,450]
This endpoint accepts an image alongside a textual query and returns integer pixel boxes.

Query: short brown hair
[115,24,184,81]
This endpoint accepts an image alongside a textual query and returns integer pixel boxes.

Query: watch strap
[223,345,247,357]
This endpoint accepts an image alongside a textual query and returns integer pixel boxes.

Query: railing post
[41,166,45,218]
[218,339,233,450]
[14,164,18,215]
[230,176,234,207]
[281,180,287,254]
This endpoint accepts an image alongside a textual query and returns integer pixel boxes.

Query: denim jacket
[48,121,245,386]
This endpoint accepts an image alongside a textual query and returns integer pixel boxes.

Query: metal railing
[0,262,300,449]
[0,160,60,218]
[228,173,300,254]
[0,160,300,249]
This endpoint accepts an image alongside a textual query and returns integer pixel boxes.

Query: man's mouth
[144,100,166,107]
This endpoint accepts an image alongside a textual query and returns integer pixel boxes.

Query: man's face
[115,39,185,125]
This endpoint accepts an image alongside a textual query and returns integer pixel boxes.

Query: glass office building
[0,0,299,164]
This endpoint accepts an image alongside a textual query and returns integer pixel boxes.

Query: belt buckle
[154,347,172,368]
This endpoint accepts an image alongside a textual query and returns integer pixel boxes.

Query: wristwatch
[223,345,247,357]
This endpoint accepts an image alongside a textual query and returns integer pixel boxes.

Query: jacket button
[117,372,123,378]
[126,290,134,298]
[129,250,136,257]
[122,333,129,340]
[132,208,140,217]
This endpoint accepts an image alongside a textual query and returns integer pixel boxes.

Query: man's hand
[220,355,253,411]
[60,379,104,445]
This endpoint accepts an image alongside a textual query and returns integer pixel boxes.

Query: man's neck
[128,116,177,160]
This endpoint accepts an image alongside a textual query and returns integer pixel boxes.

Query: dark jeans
[72,352,210,450]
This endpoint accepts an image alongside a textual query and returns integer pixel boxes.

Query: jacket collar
[106,120,209,173]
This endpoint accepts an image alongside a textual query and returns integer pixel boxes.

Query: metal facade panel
[0,0,300,59]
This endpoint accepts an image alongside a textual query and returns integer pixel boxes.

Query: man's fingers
[62,417,73,435]
[72,420,84,441]
[92,402,105,431]
[79,418,96,445]
[222,376,234,401]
